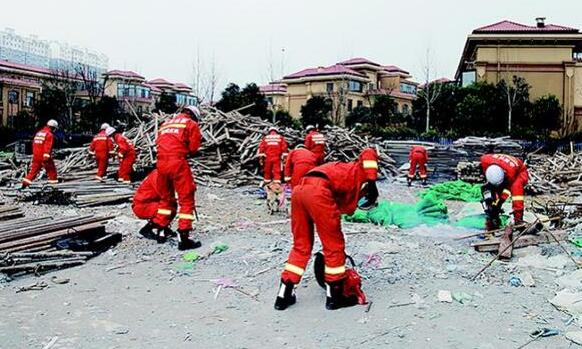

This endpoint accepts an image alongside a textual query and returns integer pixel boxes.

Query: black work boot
[422,178,427,185]
[274,279,296,310]
[177,230,202,251]
[139,222,159,240]
[407,178,412,187]
[325,279,358,310]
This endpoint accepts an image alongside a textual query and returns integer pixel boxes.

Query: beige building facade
[261,57,417,124]
[456,18,582,133]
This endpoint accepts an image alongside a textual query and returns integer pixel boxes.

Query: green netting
[345,194,448,229]
[454,214,509,229]
[419,180,483,202]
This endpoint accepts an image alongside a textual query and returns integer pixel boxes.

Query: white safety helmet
[268,126,278,133]
[105,126,116,137]
[485,165,505,186]
[47,119,59,128]
[183,106,201,120]
[100,123,110,130]
[305,125,315,132]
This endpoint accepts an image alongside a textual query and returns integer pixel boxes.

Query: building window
[8,90,19,104]
[400,83,416,95]
[25,91,35,107]
[347,99,353,112]
[357,100,363,108]
[402,104,410,115]
[348,81,362,92]
[326,83,334,93]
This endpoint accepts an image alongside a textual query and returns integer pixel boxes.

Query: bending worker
[151,106,202,251]
[22,120,59,188]
[258,127,288,185]
[408,145,428,185]
[275,148,379,311]
[89,123,114,181]
[133,169,177,243]
[304,125,326,165]
[480,153,529,229]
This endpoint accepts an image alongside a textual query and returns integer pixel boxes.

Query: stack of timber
[527,152,582,195]
[0,204,24,221]
[53,106,398,187]
[455,161,484,183]
[0,215,119,276]
[452,137,523,161]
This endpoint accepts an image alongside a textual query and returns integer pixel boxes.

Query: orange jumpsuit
[480,154,529,222]
[304,130,326,165]
[22,126,57,187]
[281,148,379,284]
[408,145,428,180]
[284,148,318,189]
[89,130,114,181]
[132,169,177,221]
[258,131,288,183]
[152,113,201,231]
[113,133,136,183]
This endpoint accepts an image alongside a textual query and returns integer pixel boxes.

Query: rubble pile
[57,106,398,187]
[452,136,523,161]
[527,151,582,195]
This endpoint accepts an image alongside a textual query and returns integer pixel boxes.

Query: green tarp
[454,214,509,230]
[419,180,483,202]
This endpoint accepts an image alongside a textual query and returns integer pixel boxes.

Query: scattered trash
[517,328,560,349]
[452,291,473,304]
[520,271,535,287]
[510,276,522,287]
[50,276,70,285]
[437,290,453,303]
[16,281,48,293]
[183,252,201,263]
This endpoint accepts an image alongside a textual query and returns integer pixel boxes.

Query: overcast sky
[4,0,582,90]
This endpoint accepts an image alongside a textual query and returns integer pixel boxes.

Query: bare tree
[48,66,81,129]
[191,50,220,104]
[498,75,529,134]
[75,64,107,105]
[327,74,350,125]
[418,49,442,133]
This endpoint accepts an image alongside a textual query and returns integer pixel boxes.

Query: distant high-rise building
[0,28,108,75]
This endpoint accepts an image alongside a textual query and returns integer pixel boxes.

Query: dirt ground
[0,181,580,349]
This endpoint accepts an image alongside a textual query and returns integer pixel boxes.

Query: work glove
[358,181,379,211]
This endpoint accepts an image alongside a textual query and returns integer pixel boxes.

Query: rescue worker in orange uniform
[480,154,529,229]
[275,148,380,311]
[283,144,318,189]
[408,145,428,185]
[304,125,326,165]
[133,169,177,243]
[151,106,202,250]
[106,127,136,184]
[258,127,288,185]
[89,123,114,181]
[22,119,59,188]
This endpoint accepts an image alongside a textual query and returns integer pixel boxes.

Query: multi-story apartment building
[0,28,108,76]
[455,18,582,132]
[0,60,46,126]
[260,57,417,123]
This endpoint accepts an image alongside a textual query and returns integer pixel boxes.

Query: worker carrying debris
[106,127,136,184]
[275,148,379,311]
[22,119,59,188]
[151,106,202,250]
[283,144,318,189]
[133,169,177,243]
[304,125,326,164]
[480,153,529,229]
[258,127,288,185]
[408,145,428,186]
[89,123,114,182]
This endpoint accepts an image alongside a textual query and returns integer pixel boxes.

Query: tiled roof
[173,83,192,92]
[382,65,409,74]
[0,77,42,89]
[259,83,287,93]
[144,84,162,93]
[284,64,365,79]
[0,59,52,75]
[148,78,175,88]
[105,70,145,80]
[418,77,452,89]
[338,57,381,66]
[473,20,579,34]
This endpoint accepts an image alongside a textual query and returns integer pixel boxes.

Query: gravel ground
[0,181,579,349]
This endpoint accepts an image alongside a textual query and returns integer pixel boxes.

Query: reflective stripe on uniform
[363,160,378,169]
[160,123,187,131]
[95,176,103,180]
[157,208,173,216]
[512,195,524,201]
[47,180,58,184]
[43,154,50,158]
[503,189,511,196]
[284,263,305,276]
[178,213,195,220]
[22,178,32,184]
[324,265,346,275]
[118,153,124,158]
[94,137,107,141]
[284,177,291,181]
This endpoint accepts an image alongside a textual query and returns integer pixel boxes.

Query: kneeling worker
[133,169,177,243]
[480,153,529,230]
[275,148,379,311]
